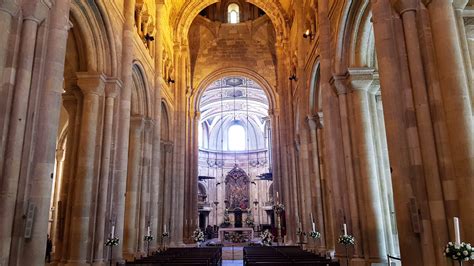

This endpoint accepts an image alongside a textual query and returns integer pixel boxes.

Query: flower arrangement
[444,242,474,262]
[338,234,355,246]
[273,203,285,215]
[105,237,120,246]
[144,235,154,242]
[226,232,247,243]
[192,228,205,243]
[309,230,321,239]
[260,229,274,246]
[162,231,169,238]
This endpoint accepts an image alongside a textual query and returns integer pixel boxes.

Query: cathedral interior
[0,0,473,265]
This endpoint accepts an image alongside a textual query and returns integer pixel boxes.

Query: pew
[123,247,222,266]
[244,246,339,266]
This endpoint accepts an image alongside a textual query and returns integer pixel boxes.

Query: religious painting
[225,166,250,210]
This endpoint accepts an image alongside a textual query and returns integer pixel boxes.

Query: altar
[218,227,254,242]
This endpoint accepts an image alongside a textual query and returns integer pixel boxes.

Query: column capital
[453,0,468,10]
[306,115,323,130]
[21,0,51,23]
[76,72,106,96]
[130,115,146,132]
[105,78,122,98]
[331,73,350,95]
[0,0,19,16]
[347,67,379,93]
[392,0,418,14]
[144,118,155,132]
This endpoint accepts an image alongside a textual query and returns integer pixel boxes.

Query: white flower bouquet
[309,230,321,239]
[338,234,355,246]
[260,229,274,246]
[444,242,474,262]
[105,237,119,246]
[192,228,205,243]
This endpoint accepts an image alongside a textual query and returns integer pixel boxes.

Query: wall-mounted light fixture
[303,29,314,40]
[144,33,155,42]
[289,74,298,81]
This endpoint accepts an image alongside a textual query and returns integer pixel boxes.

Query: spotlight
[303,29,314,40]
[289,74,298,81]
[144,33,155,42]
[167,77,175,84]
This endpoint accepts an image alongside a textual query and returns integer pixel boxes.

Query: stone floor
[222,246,243,266]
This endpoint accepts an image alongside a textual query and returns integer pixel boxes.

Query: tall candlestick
[454,217,461,245]
[343,223,347,235]
[111,225,115,237]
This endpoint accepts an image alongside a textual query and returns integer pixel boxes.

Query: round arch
[131,62,153,117]
[69,1,117,75]
[335,0,376,69]
[173,0,288,44]
[160,100,172,141]
[191,67,278,114]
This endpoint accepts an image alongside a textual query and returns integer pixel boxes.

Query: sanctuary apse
[0,0,473,265]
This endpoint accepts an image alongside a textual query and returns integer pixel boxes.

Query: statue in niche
[225,166,250,211]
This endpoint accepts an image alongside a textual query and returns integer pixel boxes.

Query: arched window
[228,3,240,24]
[228,124,245,150]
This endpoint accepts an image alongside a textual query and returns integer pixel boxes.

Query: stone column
[424,0,474,243]
[65,73,104,264]
[20,1,71,265]
[92,78,120,264]
[0,2,50,264]
[370,0,424,263]
[395,1,449,262]
[348,68,387,262]
[332,75,364,259]
[112,0,136,262]
[0,0,17,74]
[0,1,19,171]
[56,90,81,263]
[453,0,473,102]
[123,116,145,260]
[306,115,326,251]
[150,1,164,251]
[138,119,153,255]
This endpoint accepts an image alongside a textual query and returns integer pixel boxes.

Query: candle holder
[144,235,154,256]
[105,237,119,266]
[338,234,355,266]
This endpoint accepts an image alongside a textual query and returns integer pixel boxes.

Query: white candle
[310,213,315,231]
[111,225,115,237]
[454,217,461,245]
[164,224,167,233]
[312,222,316,232]
[276,192,279,203]
[343,223,347,235]
[147,226,151,236]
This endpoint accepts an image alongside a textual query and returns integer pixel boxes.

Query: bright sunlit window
[228,124,245,150]
[228,3,240,24]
